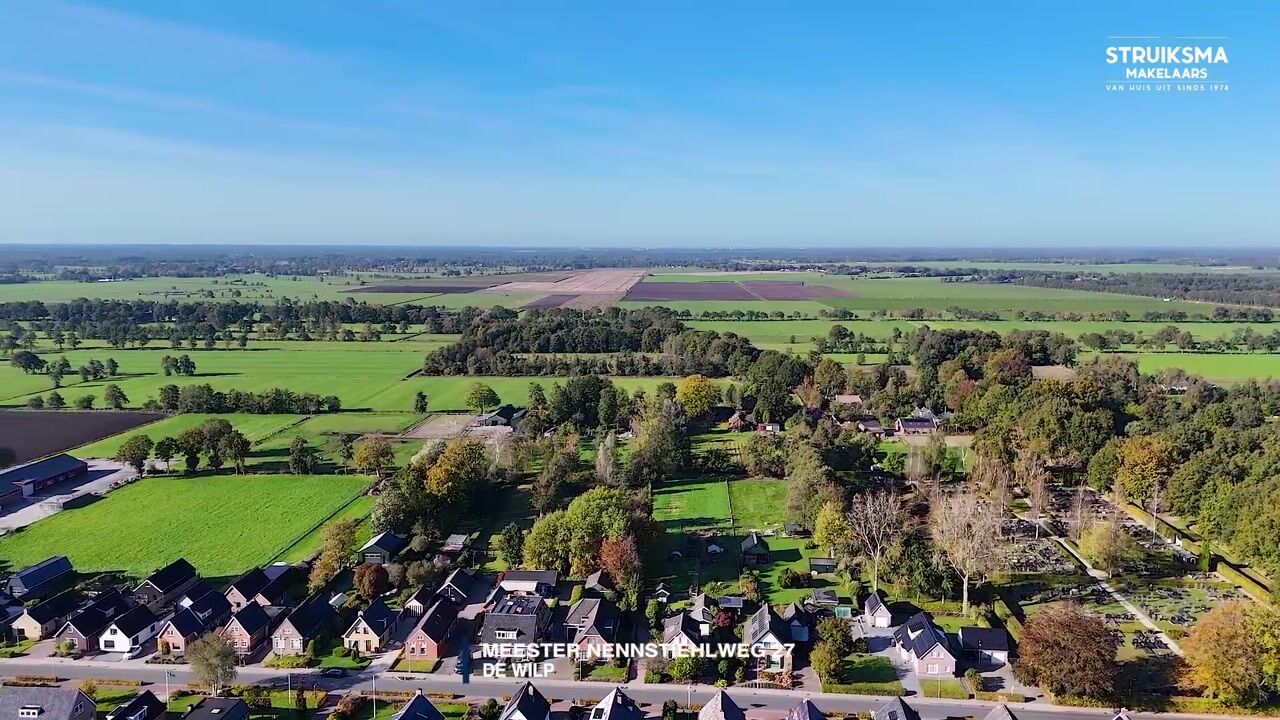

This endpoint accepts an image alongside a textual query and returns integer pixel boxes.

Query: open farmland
[0,473,370,577]
[0,410,165,463]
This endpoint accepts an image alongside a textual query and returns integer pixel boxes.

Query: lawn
[0,474,370,577]
[650,476,735,595]
[919,677,970,699]
[274,495,376,564]
[1116,352,1280,382]
[0,638,36,658]
[821,655,905,695]
[165,691,329,720]
[727,478,845,605]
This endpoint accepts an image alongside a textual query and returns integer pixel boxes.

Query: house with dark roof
[104,691,166,720]
[404,585,438,617]
[98,604,161,653]
[856,419,885,436]
[786,700,824,720]
[0,688,95,720]
[499,570,558,596]
[872,698,918,720]
[697,691,745,720]
[343,597,400,653]
[11,590,82,640]
[589,689,644,720]
[177,579,216,608]
[437,568,478,605]
[0,454,88,506]
[6,555,73,600]
[134,558,199,612]
[54,589,130,653]
[892,612,955,676]
[156,589,231,655]
[403,598,460,663]
[741,533,770,565]
[744,605,792,670]
[780,603,812,643]
[182,698,249,720]
[894,417,937,435]
[224,568,271,611]
[478,405,527,428]
[271,596,335,656]
[390,691,445,720]
[480,594,550,650]
[584,570,613,597]
[500,682,550,720]
[662,611,703,653]
[564,597,620,652]
[864,593,893,628]
[958,626,1011,666]
[356,532,408,565]
[223,603,280,658]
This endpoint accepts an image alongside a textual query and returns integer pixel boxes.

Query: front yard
[820,655,905,695]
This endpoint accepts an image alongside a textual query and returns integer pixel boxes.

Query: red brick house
[222,603,278,658]
[402,599,459,663]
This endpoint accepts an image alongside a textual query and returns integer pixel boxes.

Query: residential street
[0,656,1225,720]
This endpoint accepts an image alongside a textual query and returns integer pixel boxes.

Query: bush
[644,670,664,684]
[334,646,351,658]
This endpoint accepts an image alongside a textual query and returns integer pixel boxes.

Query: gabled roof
[139,558,197,594]
[406,585,437,609]
[744,605,789,646]
[24,591,82,624]
[358,532,408,557]
[501,570,557,586]
[717,596,745,609]
[226,568,270,600]
[439,567,477,600]
[980,706,1018,720]
[959,626,1009,653]
[584,570,613,593]
[697,691,745,720]
[864,593,891,617]
[590,689,644,720]
[893,612,951,660]
[61,589,128,637]
[186,588,231,622]
[0,688,95,720]
[349,597,397,637]
[105,690,166,720]
[786,700,825,720]
[109,604,158,638]
[228,602,272,636]
[10,556,73,591]
[184,698,249,720]
[0,454,86,485]
[279,596,334,639]
[688,593,714,623]
[390,692,445,720]
[501,682,549,720]
[411,599,459,643]
[254,571,294,606]
[780,603,810,626]
[179,579,217,606]
[872,698,918,720]
[662,612,701,645]
[164,608,208,638]
[565,597,619,644]
[741,532,769,554]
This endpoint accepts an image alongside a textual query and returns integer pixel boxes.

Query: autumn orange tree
[1011,603,1119,699]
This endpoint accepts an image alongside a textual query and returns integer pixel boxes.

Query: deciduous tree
[845,489,906,592]
[1183,600,1266,706]
[929,490,1003,614]
[1012,604,1118,699]
[187,633,238,695]
[465,382,500,413]
[115,434,154,475]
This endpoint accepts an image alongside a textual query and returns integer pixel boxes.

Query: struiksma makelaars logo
[1104,37,1230,93]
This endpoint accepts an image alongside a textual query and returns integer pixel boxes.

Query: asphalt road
[0,657,1228,720]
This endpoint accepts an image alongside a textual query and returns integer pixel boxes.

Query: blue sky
[0,1,1276,247]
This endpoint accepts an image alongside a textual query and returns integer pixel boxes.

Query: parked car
[123,645,142,660]
[320,668,345,678]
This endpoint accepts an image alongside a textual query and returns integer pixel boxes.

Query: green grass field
[275,494,376,564]
[0,473,370,577]
[1115,352,1280,381]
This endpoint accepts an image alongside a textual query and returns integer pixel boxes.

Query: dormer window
[20,706,43,718]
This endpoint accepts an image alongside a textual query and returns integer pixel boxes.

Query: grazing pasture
[0,409,165,463]
[0,473,370,577]
[71,413,306,459]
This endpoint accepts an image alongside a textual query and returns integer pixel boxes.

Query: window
[926,663,939,675]
[495,630,517,640]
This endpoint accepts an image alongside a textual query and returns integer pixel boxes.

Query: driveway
[0,461,134,531]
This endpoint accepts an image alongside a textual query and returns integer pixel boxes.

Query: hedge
[821,683,906,696]
[975,691,1026,703]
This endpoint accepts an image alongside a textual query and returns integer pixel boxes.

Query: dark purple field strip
[348,284,493,294]
[624,281,759,301]
[0,410,166,462]
[740,281,851,299]
[522,294,579,309]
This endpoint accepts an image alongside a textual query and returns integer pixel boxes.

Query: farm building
[5,555,73,600]
[809,557,838,573]
[437,567,478,605]
[477,405,526,427]
[741,533,771,565]
[856,419,886,436]
[355,532,407,565]
[0,454,88,506]
[441,533,470,554]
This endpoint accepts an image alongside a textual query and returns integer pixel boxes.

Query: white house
[99,605,162,653]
